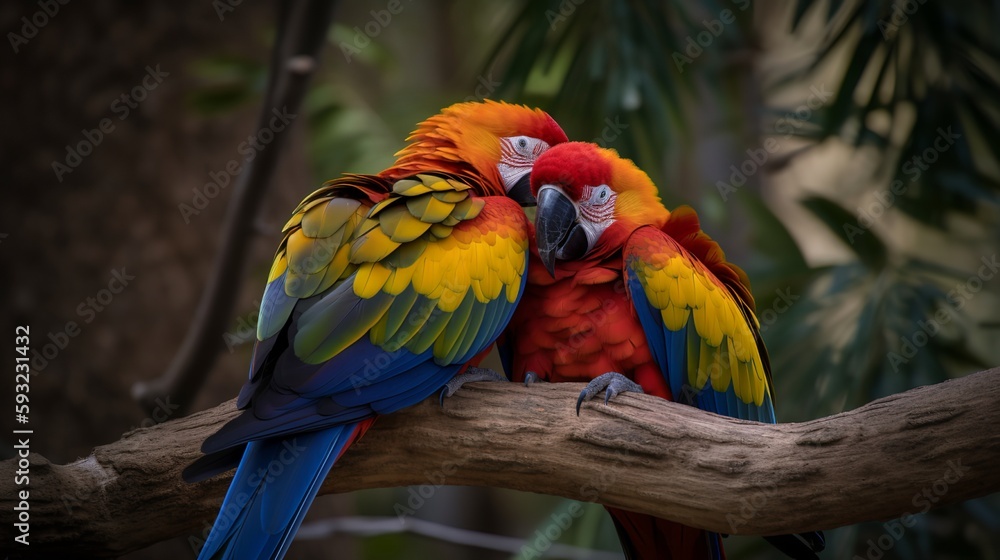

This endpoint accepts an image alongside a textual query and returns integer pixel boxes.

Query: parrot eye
[507,135,538,157]
[588,185,613,205]
[500,136,549,160]
[498,136,552,170]
[498,136,552,201]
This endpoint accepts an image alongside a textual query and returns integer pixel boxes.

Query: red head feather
[531,142,669,229]
[530,142,614,200]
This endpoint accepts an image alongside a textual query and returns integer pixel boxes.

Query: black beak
[535,186,586,277]
[507,173,536,207]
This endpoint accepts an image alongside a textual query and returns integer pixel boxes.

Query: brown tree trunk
[2,369,999,558]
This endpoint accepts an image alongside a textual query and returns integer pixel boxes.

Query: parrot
[183,100,568,560]
[501,142,825,560]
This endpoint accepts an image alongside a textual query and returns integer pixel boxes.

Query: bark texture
[3,368,999,558]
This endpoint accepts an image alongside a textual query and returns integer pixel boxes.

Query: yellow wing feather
[333,175,527,363]
[627,228,771,410]
[263,172,528,367]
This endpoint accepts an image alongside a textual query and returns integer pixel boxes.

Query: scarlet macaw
[503,142,824,560]
[184,101,567,560]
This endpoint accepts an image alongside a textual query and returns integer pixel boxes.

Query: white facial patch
[576,184,616,246]
[497,135,551,191]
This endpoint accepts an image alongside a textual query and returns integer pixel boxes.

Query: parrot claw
[523,371,545,387]
[439,367,508,405]
[576,372,644,415]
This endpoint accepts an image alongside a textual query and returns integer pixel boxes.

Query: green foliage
[187,56,267,114]
[789,0,1000,228]
[760,2,1000,557]
[483,0,728,185]
[772,0,1000,414]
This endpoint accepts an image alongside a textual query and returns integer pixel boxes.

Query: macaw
[502,142,825,560]
[183,100,568,560]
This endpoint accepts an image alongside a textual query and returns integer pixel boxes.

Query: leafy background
[3,0,999,558]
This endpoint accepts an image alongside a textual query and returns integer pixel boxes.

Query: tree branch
[5,369,999,558]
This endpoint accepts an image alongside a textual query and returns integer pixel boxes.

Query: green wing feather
[262,174,528,367]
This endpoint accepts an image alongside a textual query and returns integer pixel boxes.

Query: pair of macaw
[184,100,824,560]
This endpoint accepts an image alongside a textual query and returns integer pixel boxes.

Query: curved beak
[535,186,579,277]
[507,173,536,207]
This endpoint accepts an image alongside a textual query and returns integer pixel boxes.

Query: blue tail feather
[198,424,358,560]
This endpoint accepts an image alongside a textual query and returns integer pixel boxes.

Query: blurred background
[3,0,999,558]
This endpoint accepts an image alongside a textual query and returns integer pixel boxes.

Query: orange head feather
[385,100,568,196]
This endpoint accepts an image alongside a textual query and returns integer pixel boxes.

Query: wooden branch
[5,369,999,558]
[131,0,339,416]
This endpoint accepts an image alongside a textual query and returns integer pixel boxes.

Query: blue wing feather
[257,270,297,341]
[625,256,776,423]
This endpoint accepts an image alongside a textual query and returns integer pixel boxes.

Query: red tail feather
[606,507,724,560]
[336,417,377,461]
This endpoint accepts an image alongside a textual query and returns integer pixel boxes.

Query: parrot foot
[523,371,547,387]
[576,372,644,416]
[439,367,507,405]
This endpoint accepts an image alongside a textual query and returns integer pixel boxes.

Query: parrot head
[393,100,568,205]
[530,141,669,275]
